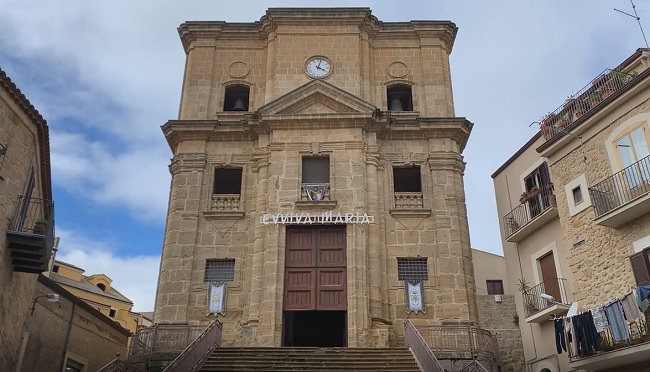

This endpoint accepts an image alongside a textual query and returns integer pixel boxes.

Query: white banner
[407,282,425,313]
[260,212,374,225]
[207,282,226,315]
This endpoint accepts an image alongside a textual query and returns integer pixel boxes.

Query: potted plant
[33,220,48,235]
[519,192,529,204]
[527,186,541,198]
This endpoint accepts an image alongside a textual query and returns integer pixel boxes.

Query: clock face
[306,57,332,79]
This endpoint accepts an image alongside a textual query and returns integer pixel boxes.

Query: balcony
[295,183,336,209]
[503,184,558,242]
[6,196,55,273]
[389,192,431,217]
[203,193,244,219]
[522,278,571,323]
[540,68,636,143]
[589,155,650,228]
[569,318,650,371]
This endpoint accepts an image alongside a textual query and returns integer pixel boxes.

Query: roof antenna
[615,0,649,48]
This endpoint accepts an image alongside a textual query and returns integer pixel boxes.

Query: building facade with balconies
[0,68,55,371]
[153,8,478,349]
[493,48,650,372]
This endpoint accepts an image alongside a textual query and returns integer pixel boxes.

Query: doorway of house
[282,225,347,347]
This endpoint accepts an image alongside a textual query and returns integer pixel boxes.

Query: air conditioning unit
[494,295,503,303]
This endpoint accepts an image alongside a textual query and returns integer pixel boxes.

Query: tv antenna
[615,0,649,48]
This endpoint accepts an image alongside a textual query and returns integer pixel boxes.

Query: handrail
[129,323,206,356]
[96,357,143,372]
[459,360,490,372]
[404,320,445,372]
[522,277,569,317]
[415,324,499,364]
[162,319,223,372]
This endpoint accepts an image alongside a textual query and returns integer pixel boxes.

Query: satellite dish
[567,302,579,317]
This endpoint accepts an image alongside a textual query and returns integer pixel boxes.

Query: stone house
[0,68,55,371]
[153,7,478,349]
[492,48,650,372]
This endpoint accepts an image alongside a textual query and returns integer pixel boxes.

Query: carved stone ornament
[229,61,250,79]
[304,184,328,201]
[387,61,409,78]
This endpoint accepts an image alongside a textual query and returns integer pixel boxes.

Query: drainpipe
[58,302,76,370]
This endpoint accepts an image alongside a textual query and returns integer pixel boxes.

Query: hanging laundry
[621,292,641,321]
[573,311,601,356]
[604,301,630,343]
[636,285,650,312]
[554,318,567,354]
[565,317,579,357]
[591,306,609,333]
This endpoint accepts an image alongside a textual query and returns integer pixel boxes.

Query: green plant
[517,277,530,293]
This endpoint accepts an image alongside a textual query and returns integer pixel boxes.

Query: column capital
[428,152,466,174]
[169,153,207,175]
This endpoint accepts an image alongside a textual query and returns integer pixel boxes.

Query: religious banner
[207,281,227,315]
[260,211,374,225]
[405,281,426,314]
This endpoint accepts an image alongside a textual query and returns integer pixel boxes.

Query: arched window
[223,85,250,112]
[387,84,413,112]
[97,283,106,292]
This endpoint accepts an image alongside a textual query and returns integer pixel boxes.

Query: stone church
[153,7,476,348]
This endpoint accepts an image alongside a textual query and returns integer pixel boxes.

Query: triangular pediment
[257,80,377,116]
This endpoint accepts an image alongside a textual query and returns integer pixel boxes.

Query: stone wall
[0,79,44,372]
[476,294,525,372]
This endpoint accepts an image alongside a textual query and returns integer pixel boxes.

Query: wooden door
[539,253,561,302]
[284,226,347,311]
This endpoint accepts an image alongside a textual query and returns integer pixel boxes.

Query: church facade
[153,7,476,348]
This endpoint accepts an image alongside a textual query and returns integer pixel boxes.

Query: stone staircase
[198,347,423,371]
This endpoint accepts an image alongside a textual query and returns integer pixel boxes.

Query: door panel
[539,253,561,301]
[284,226,347,311]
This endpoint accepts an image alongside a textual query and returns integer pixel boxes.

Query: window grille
[204,259,235,282]
[397,257,428,282]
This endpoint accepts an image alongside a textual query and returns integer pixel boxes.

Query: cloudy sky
[0,0,644,311]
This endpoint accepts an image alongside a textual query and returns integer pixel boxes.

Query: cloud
[54,227,160,312]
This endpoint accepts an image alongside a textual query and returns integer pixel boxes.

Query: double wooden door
[283,226,347,311]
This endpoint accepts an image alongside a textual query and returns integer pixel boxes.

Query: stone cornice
[428,152,466,174]
[162,120,257,152]
[376,116,473,152]
[169,153,207,175]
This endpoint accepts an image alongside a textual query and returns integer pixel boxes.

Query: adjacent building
[0,68,55,371]
[153,7,477,348]
[492,48,650,372]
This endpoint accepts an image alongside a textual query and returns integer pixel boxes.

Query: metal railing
[96,357,143,372]
[211,194,241,211]
[404,320,446,372]
[503,184,555,237]
[522,278,569,317]
[8,195,55,253]
[459,360,490,372]
[395,192,424,208]
[568,317,650,361]
[416,324,499,365]
[301,183,331,201]
[129,324,206,356]
[541,68,636,141]
[589,155,650,218]
[162,319,223,372]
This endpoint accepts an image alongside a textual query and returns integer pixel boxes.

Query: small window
[393,166,422,192]
[223,85,250,112]
[65,359,84,372]
[205,259,236,282]
[486,280,504,295]
[572,186,583,205]
[109,309,117,317]
[387,84,413,111]
[96,283,106,292]
[52,265,59,273]
[213,168,243,194]
[302,157,330,184]
[397,257,428,282]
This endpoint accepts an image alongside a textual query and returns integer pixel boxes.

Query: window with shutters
[630,250,650,286]
[523,162,553,219]
[205,259,235,316]
[486,280,504,295]
[397,257,428,314]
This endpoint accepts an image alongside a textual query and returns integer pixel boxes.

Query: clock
[305,56,332,79]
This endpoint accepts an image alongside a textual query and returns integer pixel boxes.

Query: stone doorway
[282,310,347,347]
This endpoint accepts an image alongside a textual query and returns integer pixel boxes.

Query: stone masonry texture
[154,8,478,349]
[477,294,525,372]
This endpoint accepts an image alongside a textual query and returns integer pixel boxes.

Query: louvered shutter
[630,252,650,286]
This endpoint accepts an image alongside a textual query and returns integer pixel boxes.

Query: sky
[0,0,645,311]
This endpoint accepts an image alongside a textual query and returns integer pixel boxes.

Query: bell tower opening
[223,85,250,111]
[387,84,413,111]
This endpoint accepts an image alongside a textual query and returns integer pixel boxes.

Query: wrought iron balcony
[394,192,424,208]
[415,323,499,367]
[522,278,570,323]
[211,194,241,211]
[541,68,636,142]
[589,155,650,227]
[503,184,557,242]
[301,183,331,201]
[6,196,54,273]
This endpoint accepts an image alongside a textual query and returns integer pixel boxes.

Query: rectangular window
[65,358,84,372]
[52,265,59,273]
[109,309,117,317]
[486,280,504,295]
[572,186,583,205]
[302,157,330,184]
[204,259,236,282]
[213,168,243,194]
[393,166,422,192]
[397,257,428,282]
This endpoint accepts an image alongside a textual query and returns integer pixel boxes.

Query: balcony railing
[6,195,55,273]
[589,155,650,219]
[162,319,222,372]
[97,357,143,372]
[129,324,206,357]
[403,320,446,372]
[211,194,241,211]
[541,68,636,141]
[503,184,556,238]
[522,278,569,318]
[415,323,499,366]
[395,192,424,208]
[301,183,331,201]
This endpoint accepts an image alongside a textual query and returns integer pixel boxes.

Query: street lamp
[31,293,59,315]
